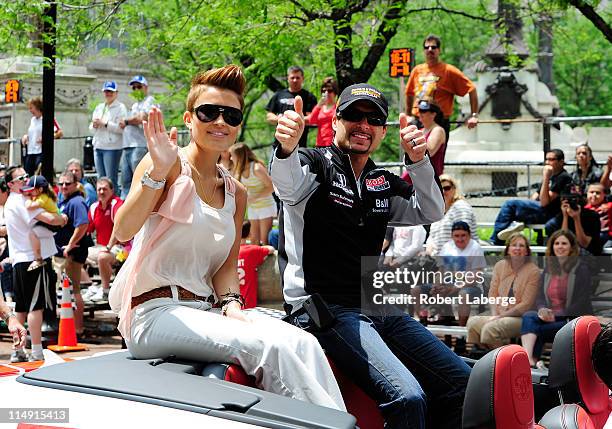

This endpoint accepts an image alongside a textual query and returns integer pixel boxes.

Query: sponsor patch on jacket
[365,175,390,191]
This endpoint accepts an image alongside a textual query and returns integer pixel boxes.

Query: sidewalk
[0,309,123,363]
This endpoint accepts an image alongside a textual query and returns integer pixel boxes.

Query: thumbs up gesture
[399,113,427,163]
[275,96,305,155]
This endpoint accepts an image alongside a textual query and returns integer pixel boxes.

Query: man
[271,84,470,429]
[491,149,572,244]
[59,159,96,207]
[55,171,94,334]
[560,194,602,255]
[266,66,317,149]
[433,221,486,326]
[85,177,124,302]
[5,166,65,362]
[405,34,479,141]
[119,75,157,199]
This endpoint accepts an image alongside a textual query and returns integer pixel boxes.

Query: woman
[307,77,338,148]
[425,174,478,255]
[229,143,276,245]
[417,100,446,177]
[109,65,344,410]
[55,171,94,334]
[89,81,127,187]
[571,144,602,195]
[21,97,63,176]
[466,233,540,349]
[218,150,232,171]
[520,230,593,367]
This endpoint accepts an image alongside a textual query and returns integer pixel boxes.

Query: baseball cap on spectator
[451,221,470,234]
[129,75,148,86]
[22,175,49,192]
[102,81,118,92]
[337,83,388,118]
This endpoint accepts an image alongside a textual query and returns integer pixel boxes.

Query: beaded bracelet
[220,292,245,316]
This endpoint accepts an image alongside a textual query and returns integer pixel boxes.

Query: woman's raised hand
[143,107,178,177]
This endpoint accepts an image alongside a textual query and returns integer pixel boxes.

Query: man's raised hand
[399,113,427,163]
[275,95,305,155]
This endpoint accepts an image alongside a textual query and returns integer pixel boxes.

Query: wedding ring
[410,139,417,147]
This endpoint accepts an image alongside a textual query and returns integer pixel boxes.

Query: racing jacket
[270,143,444,310]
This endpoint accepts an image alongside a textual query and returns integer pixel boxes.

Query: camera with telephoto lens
[561,191,582,210]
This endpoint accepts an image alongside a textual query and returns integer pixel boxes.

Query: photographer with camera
[560,192,602,255]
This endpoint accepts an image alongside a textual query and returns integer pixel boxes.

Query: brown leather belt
[131,286,215,309]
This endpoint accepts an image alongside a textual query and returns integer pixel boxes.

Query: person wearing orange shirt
[405,34,479,142]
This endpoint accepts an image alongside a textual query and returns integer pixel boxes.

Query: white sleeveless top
[109,152,236,315]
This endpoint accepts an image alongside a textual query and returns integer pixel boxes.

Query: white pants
[127,292,346,411]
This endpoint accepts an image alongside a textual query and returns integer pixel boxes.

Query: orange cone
[48,275,87,352]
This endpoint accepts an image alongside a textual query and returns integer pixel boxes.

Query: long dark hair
[545,230,579,275]
[575,144,598,175]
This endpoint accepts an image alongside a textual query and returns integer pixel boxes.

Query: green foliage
[550,9,612,117]
[0,0,609,160]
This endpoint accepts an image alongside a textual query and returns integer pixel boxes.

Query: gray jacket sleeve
[270,147,321,206]
[388,156,445,226]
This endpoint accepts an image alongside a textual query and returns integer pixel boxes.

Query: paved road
[0,309,123,363]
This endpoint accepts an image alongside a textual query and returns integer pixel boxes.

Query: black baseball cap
[451,221,470,233]
[22,175,49,192]
[337,84,388,118]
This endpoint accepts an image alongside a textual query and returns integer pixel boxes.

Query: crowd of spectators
[1,55,611,380]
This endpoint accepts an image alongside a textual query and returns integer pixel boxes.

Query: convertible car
[0,316,609,428]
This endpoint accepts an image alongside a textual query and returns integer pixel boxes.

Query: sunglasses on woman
[337,108,386,126]
[193,104,243,127]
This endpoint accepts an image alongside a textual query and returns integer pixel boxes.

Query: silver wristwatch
[141,170,166,190]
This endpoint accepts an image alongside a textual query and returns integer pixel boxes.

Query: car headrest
[548,316,608,414]
[538,404,595,429]
[463,345,535,429]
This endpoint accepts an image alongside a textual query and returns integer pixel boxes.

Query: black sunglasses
[131,85,143,90]
[58,182,75,187]
[442,185,453,192]
[424,45,439,50]
[338,108,386,126]
[193,104,243,127]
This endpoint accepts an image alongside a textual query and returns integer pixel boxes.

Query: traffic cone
[48,275,87,352]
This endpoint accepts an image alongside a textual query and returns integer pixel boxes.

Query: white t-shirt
[439,239,487,271]
[123,95,158,148]
[26,116,61,155]
[385,225,427,264]
[5,193,56,265]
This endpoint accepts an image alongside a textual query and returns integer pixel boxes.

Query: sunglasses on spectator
[545,157,558,161]
[424,45,439,50]
[442,185,453,192]
[131,85,143,90]
[58,182,74,187]
[10,174,29,183]
[338,108,386,126]
[321,88,334,94]
[193,104,243,127]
